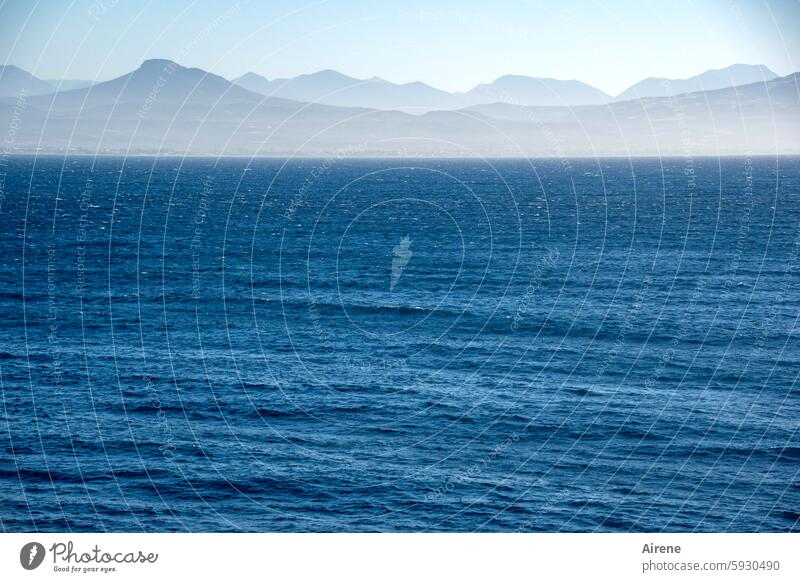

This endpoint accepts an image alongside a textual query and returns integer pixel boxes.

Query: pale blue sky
[1,0,798,95]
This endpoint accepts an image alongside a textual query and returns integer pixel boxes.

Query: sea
[0,155,798,532]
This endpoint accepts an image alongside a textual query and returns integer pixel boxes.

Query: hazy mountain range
[28,59,266,111]
[234,71,613,111]
[460,75,612,108]
[0,59,797,156]
[233,64,778,112]
[615,64,777,100]
[0,65,92,98]
[3,61,781,110]
[234,69,457,113]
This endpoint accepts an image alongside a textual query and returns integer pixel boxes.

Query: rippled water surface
[1,156,798,531]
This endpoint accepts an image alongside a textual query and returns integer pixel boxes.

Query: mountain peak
[493,74,555,83]
[139,58,183,72]
[0,64,26,75]
[466,74,611,106]
[238,71,268,82]
[714,63,773,74]
[0,64,59,97]
[303,69,358,82]
[615,64,778,100]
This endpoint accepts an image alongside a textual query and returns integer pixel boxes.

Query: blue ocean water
[0,155,798,532]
